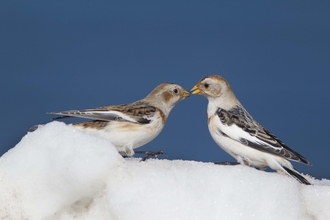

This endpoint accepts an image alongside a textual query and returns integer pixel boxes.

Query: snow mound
[0,122,329,220]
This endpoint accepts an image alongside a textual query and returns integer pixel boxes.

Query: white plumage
[192,75,312,185]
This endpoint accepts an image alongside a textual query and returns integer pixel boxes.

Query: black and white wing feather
[216,106,311,165]
[49,103,157,125]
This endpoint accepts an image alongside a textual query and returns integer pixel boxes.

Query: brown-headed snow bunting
[44,83,189,159]
[191,75,312,185]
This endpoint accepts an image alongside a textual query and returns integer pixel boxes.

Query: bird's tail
[282,166,311,185]
[29,124,40,131]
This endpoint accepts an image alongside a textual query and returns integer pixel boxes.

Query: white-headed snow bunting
[46,83,189,158]
[191,75,312,185]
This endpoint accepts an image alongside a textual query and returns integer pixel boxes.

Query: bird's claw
[214,162,240,165]
[136,150,167,162]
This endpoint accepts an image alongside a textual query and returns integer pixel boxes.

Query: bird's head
[191,75,231,98]
[146,83,190,114]
[191,75,238,108]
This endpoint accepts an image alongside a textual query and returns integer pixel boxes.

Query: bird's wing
[49,104,157,124]
[216,106,311,165]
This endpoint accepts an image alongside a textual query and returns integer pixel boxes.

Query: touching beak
[191,85,201,95]
[182,90,190,98]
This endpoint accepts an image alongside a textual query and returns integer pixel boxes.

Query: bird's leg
[120,152,129,158]
[256,166,267,171]
[236,156,251,166]
[125,148,135,157]
[134,150,167,162]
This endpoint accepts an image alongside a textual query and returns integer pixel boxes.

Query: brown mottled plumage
[42,83,189,156]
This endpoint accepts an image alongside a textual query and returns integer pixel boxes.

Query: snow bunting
[191,75,312,185]
[46,83,189,158]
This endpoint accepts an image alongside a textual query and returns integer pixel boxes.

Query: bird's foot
[134,150,167,161]
[214,162,240,165]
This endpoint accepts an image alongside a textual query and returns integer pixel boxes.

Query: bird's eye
[204,83,209,88]
[173,89,178,93]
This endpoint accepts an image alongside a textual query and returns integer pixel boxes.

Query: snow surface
[1,122,330,220]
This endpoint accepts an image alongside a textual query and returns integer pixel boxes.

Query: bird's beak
[191,85,201,95]
[182,90,190,98]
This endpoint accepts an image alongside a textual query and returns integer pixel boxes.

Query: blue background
[1,1,329,179]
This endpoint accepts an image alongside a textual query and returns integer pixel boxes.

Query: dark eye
[204,83,209,88]
[173,89,178,94]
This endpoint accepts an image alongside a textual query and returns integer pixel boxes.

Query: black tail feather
[51,115,73,120]
[282,166,311,185]
[29,125,39,131]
